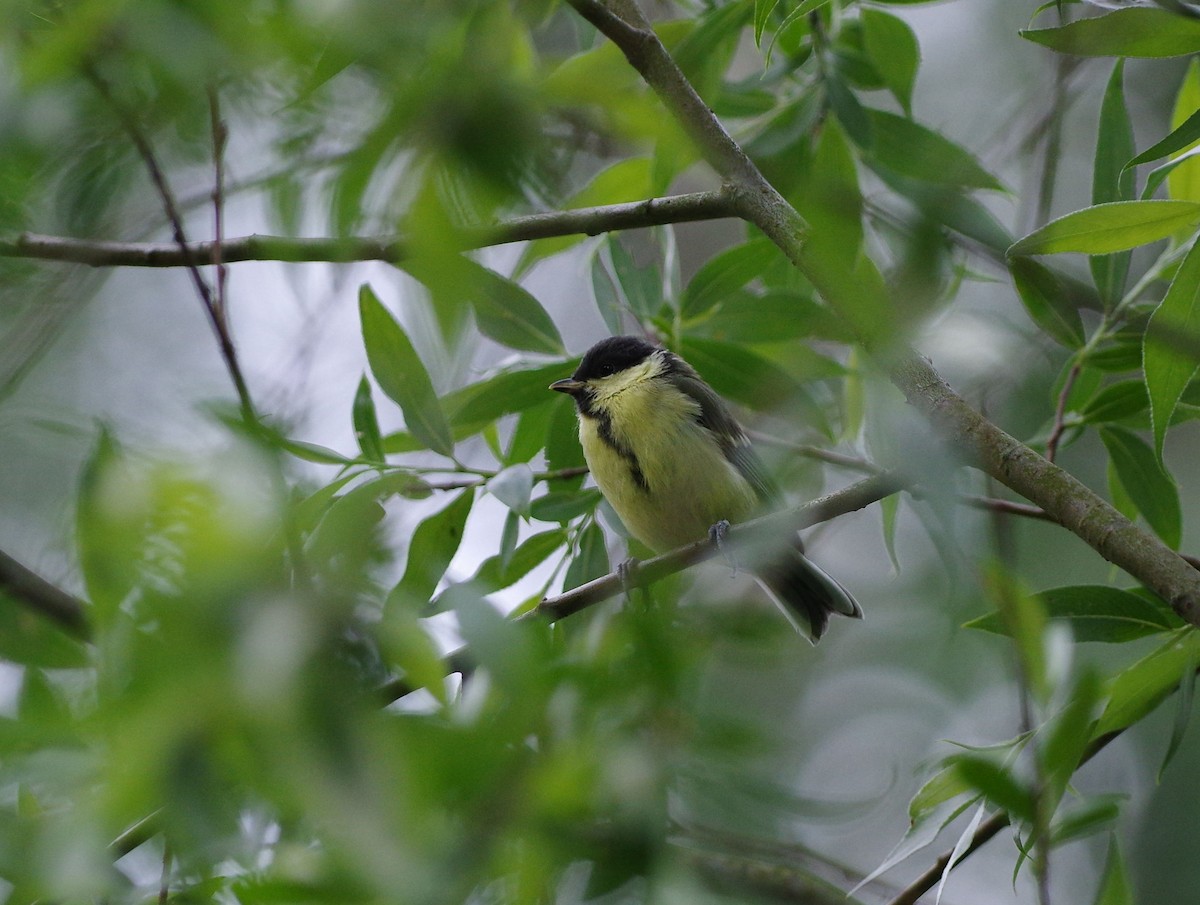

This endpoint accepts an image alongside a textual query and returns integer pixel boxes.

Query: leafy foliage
[2,1,1200,904]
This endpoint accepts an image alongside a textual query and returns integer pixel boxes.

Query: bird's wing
[667,369,782,508]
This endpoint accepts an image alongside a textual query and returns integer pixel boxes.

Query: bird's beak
[550,378,585,395]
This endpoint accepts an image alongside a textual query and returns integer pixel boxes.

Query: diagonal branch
[0,190,737,269]
[0,548,90,640]
[564,0,1200,631]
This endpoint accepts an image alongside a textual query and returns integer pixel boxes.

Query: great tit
[550,335,862,641]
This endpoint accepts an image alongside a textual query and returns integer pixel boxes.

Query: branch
[0,191,737,269]
[564,0,1200,631]
[0,548,90,640]
[529,472,904,623]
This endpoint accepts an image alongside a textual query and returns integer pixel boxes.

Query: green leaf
[1145,238,1200,462]
[1168,59,1200,202]
[1050,796,1123,847]
[964,585,1180,643]
[1010,258,1085,348]
[908,762,973,822]
[1093,839,1134,905]
[545,396,587,488]
[470,529,568,593]
[861,9,919,115]
[681,239,782,316]
[506,400,554,465]
[607,235,661,319]
[1080,380,1148,425]
[1128,107,1200,169]
[1009,200,1200,256]
[443,359,577,433]
[953,755,1037,824]
[487,464,534,516]
[359,284,455,457]
[793,115,864,273]
[1159,645,1197,779]
[464,262,564,355]
[387,489,474,613]
[864,110,1003,191]
[352,375,385,462]
[591,249,625,335]
[825,70,873,150]
[1099,426,1182,549]
[754,0,780,46]
[380,607,448,703]
[1092,61,1135,306]
[0,595,88,667]
[1041,668,1103,806]
[675,337,821,423]
[564,521,610,590]
[530,489,601,524]
[1095,629,1200,737]
[1021,8,1200,58]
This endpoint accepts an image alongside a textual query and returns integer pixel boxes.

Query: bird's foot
[708,519,738,575]
[617,557,640,605]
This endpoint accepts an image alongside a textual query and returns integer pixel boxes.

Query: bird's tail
[756,539,862,643]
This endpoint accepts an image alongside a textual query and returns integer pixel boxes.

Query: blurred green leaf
[352,375,385,462]
[1009,201,1200,255]
[607,236,661,319]
[965,585,1181,643]
[1100,426,1182,548]
[387,490,474,614]
[469,530,567,594]
[1010,258,1085,348]
[908,762,973,821]
[1093,838,1134,905]
[861,9,919,115]
[1159,643,1197,779]
[1092,61,1135,307]
[954,755,1037,824]
[359,284,455,457]
[1022,8,1200,58]
[864,110,1002,191]
[591,249,626,335]
[1050,796,1123,847]
[1145,238,1200,462]
[1096,629,1200,737]
[0,596,88,668]
[1041,668,1103,805]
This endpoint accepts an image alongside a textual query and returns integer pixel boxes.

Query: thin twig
[207,84,230,325]
[84,65,256,423]
[0,548,90,640]
[0,189,736,269]
[1045,362,1080,464]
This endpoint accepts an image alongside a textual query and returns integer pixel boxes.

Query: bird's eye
[599,364,615,376]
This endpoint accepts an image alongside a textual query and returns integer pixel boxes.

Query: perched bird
[550,335,861,641]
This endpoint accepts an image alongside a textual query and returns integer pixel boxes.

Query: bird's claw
[708,519,738,575]
[617,557,640,605]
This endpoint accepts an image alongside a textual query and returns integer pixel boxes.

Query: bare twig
[207,84,230,324]
[84,66,256,423]
[0,548,90,640]
[1045,362,1080,464]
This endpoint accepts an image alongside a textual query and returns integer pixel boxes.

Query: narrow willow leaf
[851,796,979,897]
[1167,59,1200,202]
[954,757,1036,823]
[754,0,780,46]
[909,762,973,822]
[381,608,449,703]
[964,585,1179,643]
[936,802,987,905]
[1010,258,1085,348]
[608,236,661,318]
[591,249,625,335]
[1092,61,1135,306]
[1145,238,1200,462]
[1099,426,1182,548]
[880,493,901,572]
[1021,8,1200,58]
[826,70,873,150]
[1041,668,1103,807]
[861,9,919,115]
[471,529,568,592]
[1128,105,1200,169]
[464,263,565,355]
[1050,796,1123,847]
[530,489,601,524]
[1158,646,1197,779]
[352,375,384,462]
[359,284,454,457]
[1093,839,1134,905]
[1080,380,1148,425]
[1009,200,1200,255]
[443,359,577,433]
[681,238,781,316]
[387,490,474,613]
[1095,629,1200,737]
[865,110,1003,191]
[564,521,610,589]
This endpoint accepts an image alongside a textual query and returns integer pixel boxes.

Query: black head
[571,335,659,382]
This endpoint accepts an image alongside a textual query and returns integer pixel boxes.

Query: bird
[550,335,862,641]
